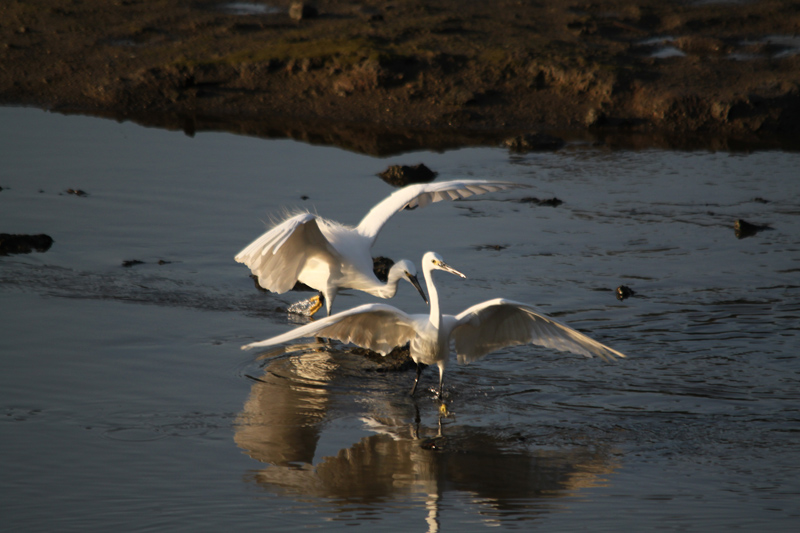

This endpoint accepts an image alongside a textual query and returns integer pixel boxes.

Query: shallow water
[1,107,799,531]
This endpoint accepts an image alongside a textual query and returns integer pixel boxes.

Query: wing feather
[451,298,626,364]
[242,303,418,355]
[235,213,339,294]
[356,180,529,244]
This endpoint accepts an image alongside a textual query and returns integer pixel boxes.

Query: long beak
[440,262,467,279]
[407,273,429,305]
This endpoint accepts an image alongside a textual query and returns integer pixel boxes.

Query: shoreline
[3,0,799,153]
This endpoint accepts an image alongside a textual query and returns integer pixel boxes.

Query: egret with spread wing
[242,251,626,397]
[235,180,527,316]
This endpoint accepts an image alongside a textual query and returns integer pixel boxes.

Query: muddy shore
[2,0,799,153]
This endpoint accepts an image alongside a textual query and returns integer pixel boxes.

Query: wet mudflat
[1,107,799,531]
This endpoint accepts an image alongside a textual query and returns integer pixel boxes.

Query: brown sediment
[2,0,799,153]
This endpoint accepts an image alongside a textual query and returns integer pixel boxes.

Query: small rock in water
[616,285,636,300]
[0,233,54,255]
[503,132,565,152]
[378,163,437,187]
[734,218,771,239]
[372,255,394,282]
[352,343,415,371]
[519,196,563,207]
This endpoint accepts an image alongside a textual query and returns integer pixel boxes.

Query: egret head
[390,259,428,304]
[423,251,467,279]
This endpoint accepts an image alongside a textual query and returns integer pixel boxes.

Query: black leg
[409,362,423,396]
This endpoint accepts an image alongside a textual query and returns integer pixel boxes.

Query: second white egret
[235,180,527,316]
[242,252,627,397]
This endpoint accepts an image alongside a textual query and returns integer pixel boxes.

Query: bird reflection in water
[234,346,621,530]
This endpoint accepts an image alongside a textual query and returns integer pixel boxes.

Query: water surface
[1,107,799,531]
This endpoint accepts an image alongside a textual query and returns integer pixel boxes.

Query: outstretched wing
[235,213,339,294]
[450,298,626,364]
[356,180,529,245]
[242,303,419,356]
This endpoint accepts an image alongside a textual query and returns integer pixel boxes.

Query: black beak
[408,273,429,305]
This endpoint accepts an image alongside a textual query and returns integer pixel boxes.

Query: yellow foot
[307,295,323,316]
[439,403,450,417]
[287,295,324,317]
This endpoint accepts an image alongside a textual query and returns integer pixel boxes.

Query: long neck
[423,264,441,329]
[373,270,400,299]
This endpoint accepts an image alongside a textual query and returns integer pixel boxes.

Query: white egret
[235,180,527,315]
[242,252,627,397]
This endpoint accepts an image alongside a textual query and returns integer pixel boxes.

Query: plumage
[243,252,626,397]
[236,180,527,315]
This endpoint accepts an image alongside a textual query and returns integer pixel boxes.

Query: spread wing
[235,213,339,294]
[242,303,419,356]
[450,298,627,364]
[356,180,529,245]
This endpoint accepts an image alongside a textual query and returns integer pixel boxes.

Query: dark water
[1,107,799,531]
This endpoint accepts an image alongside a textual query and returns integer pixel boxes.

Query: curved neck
[373,270,400,299]
[423,264,441,328]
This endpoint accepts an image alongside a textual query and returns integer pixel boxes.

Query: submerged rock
[519,196,563,207]
[734,219,771,239]
[616,285,636,301]
[0,233,54,255]
[352,343,415,372]
[503,133,565,152]
[378,163,437,187]
[372,255,394,282]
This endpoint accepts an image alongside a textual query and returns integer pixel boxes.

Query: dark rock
[372,255,394,282]
[378,163,437,187]
[0,233,54,255]
[734,219,771,239]
[503,132,565,152]
[352,343,415,372]
[519,196,563,207]
[616,285,636,301]
[122,259,145,267]
[289,2,318,21]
